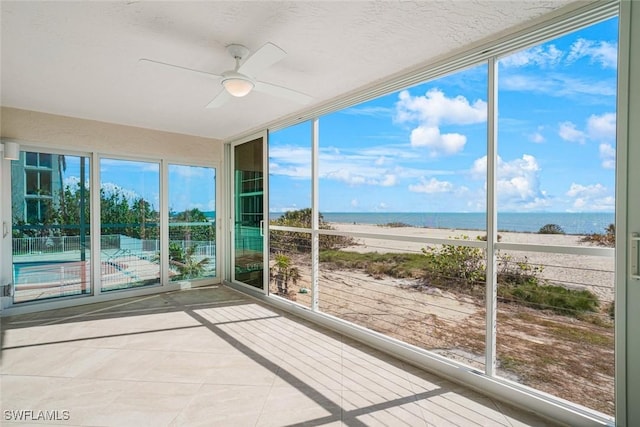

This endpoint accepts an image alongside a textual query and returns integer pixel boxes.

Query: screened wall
[267,12,618,422]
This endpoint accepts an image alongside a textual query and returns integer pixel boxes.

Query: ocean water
[271,212,615,235]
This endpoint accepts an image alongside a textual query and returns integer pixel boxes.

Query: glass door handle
[259,220,264,237]
[632,233,640,280]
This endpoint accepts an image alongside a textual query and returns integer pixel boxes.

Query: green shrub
[608,301,615,319]
[498,282,599,315]
[421,238,485,293]
[270,208,354,252]
[379,222,412,228]
[320,235,601,318]
[580,224,615,247]
[538,224,565,234]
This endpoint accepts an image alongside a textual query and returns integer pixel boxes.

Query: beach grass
[320,247,600,318]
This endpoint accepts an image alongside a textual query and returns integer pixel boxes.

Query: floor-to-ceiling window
[11,150,91,303]
[495,17,617,416]
[268,121,313,307]
[99,158,160,292]
[168,164,216,282]
[233,137,265,289]
[316,64,489,371]
[265,10,618,422]
[7,152,218,305]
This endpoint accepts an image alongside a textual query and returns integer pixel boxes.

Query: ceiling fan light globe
[222,77,254,97]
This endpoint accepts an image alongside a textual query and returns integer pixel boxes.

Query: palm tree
[271,253,301,295]
[171,244,210,279]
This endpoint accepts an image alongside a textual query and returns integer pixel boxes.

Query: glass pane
[25,151,37,166]
[25,171,38,194]
[40,153,52,168]
[12,153,91,303]
[269,229,312,308]
[168,165,216,281]
[496,17,617,416]
[234,138,264,289]
[40,171,52,195]
[318,235,486,370]
[269,121,312,215]
[319,64,488,236]
[100,158,160,291]
[313,63,488,370]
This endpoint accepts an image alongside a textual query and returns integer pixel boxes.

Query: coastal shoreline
[327,222,615,303]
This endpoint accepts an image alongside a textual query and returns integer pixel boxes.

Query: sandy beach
[328,222,615,303]
[270,221,615,415]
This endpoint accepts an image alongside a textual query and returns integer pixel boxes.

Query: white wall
[0,107,224,313]
[0,107,223,163]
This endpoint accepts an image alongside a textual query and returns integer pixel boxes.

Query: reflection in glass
[168,165,216,281]
[100,158,160,291]
[234,138,264,289]
[11,152,91,303]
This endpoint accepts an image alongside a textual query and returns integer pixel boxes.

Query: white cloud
[269,205,301,213]
[599,143,616,169]
[558,121,587,144]
[501,39,617,71]
[269,145,312,178]
[566,182,607,198]
[528,131,545,144]
[100,182,140,202]
[343,106,393,117]
[500,74,616,98]
[351,199,359,208]
[394,88,486,157]
[395,89,486,126]
[409,125,466,156]
[566,182,614,211]
[472,154,547,210]
[587,112,616,141]
[557,113,616,170]
[567,38,618,69]
[499,44,563,68]
[169,165,209,178]
[408,177,454,194]
[381,174,398,186]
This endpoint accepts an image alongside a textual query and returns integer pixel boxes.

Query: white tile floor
[1,286,562,426]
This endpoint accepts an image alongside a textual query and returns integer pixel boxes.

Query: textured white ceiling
[1,1,585,141]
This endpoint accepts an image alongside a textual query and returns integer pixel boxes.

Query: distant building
[11,151,62,224]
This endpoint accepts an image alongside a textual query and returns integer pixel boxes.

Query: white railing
[13,235,216,257]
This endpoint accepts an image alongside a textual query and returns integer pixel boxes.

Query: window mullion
[485,57,498,376]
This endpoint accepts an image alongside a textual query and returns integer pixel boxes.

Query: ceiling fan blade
[139,58,222,80]
[237,42,286,77]
[254,81,312,105]
[205,89,231,108]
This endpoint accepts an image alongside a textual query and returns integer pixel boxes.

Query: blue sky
[269,17,618,214]
[64,160,216,214]
[59,18,617,216]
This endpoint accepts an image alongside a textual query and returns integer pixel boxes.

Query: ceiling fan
[140,42,312,108]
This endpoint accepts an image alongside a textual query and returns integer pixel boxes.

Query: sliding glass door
[232,135,266,290]
[10,151,91,303]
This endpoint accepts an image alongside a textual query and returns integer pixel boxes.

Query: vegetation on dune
[270,208,354,252]
[378,222,412,228]
[580,223,615,247]
[538,223,565,234]
[320,235,601,317]
[270,253,301,298]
